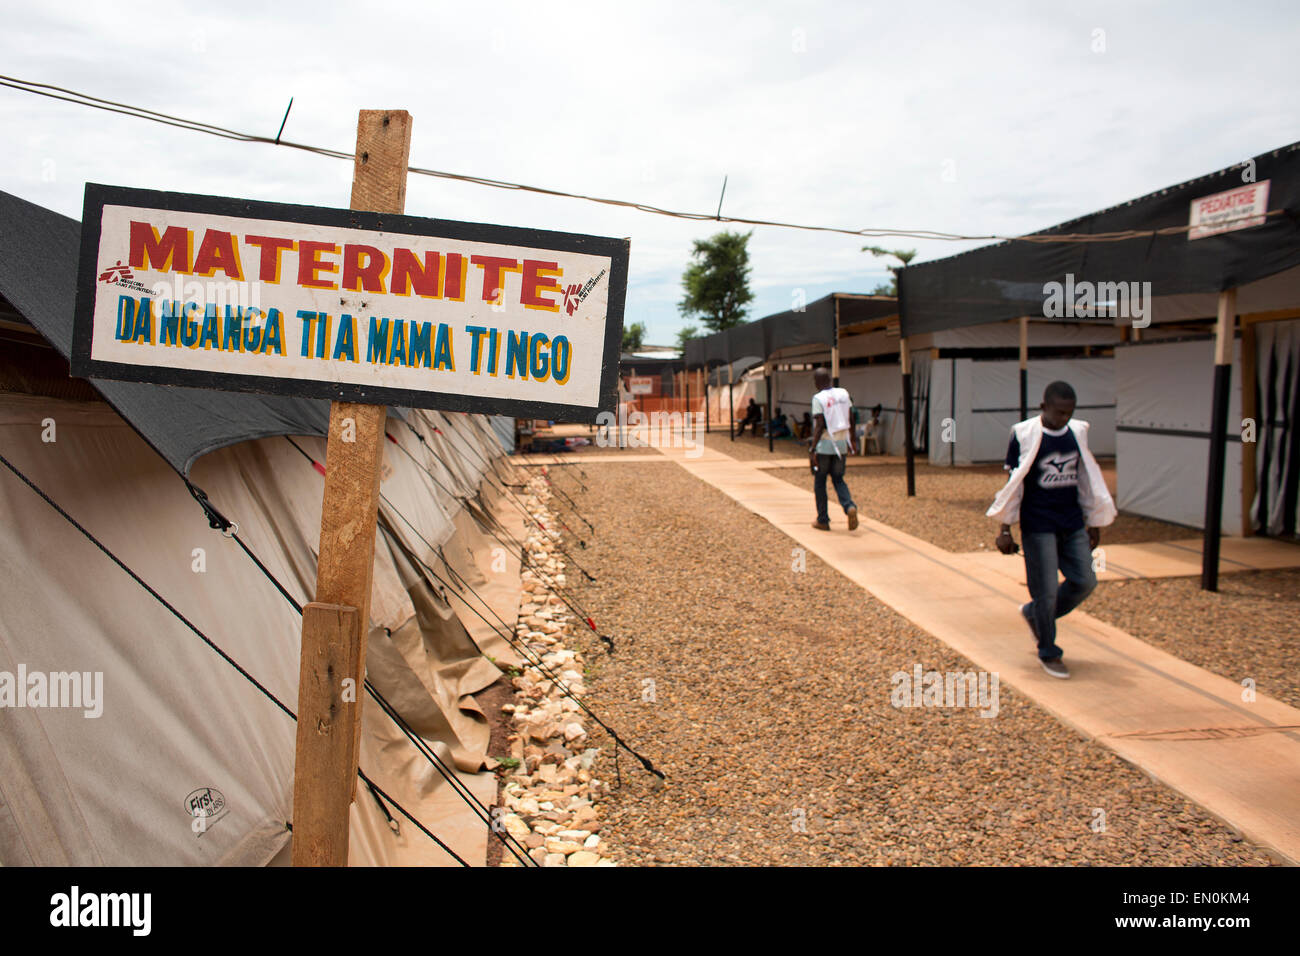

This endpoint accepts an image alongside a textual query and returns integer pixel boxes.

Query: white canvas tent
[0,392,527,865]
[0,188,531,866]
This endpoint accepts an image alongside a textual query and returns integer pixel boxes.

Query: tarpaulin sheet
[900,141,1300,337]
[685,294,898,366]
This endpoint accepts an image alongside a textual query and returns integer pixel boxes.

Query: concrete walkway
[966,535,1300,583]
[628,441,1300,864]
[752,454,908,469]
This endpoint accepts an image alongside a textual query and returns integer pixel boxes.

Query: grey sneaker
[1040,657,1070,679]
[1020,602,1039,646]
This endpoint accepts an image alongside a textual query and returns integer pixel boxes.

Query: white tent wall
[1116,338,1244,535]
[0,394,524,866]
[928,356,1116,465]
[768,364,914,456]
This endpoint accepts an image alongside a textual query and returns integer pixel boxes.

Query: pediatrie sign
[71,183,629,421]
[1188,180,1271,241]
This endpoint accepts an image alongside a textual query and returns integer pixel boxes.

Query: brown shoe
[846,506,859,530]
[811,520,830,531]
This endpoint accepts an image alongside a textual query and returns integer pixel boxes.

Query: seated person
[735,398,763,437]
[766,407,791,439]
[795,411,813,440]
[859,404,884,454]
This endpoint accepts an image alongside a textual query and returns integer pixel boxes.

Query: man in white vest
[808,368,858,531]
[987,381,1116,679]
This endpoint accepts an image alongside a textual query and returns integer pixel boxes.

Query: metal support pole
[901,338,915,497]
[728,363,735,441]
[1018,315,1029,422]
[766,365,773,454]
[1201,289,1236,591]
[705,366,710,434]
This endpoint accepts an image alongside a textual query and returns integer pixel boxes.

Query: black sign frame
[72,183,629,422]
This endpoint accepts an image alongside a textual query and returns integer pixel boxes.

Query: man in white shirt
[807,368,859,531]
[987,380,1116,680]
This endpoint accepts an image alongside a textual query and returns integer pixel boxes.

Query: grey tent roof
[0,188,334,476]
[898,140,1300,337]
[684,293,898,367]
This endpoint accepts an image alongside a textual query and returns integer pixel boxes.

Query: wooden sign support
[292,109,413,867]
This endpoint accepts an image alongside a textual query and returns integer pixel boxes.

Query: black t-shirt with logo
[1004,425,1085,534]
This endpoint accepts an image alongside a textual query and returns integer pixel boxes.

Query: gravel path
[1086,570,1300,710]
[552,462,1275,866]
[767,461,1190,551]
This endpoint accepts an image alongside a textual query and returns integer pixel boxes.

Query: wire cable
[2,72,1272,245]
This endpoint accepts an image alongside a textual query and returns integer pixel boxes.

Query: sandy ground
[549,461,1274,866]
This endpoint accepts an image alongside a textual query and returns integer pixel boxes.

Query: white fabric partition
[1115,337,1243,534]
[929,356,1116,465]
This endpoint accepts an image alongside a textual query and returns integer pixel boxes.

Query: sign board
[72,184,629,422]
[1188,180,1270,241]
[628,375,655,395]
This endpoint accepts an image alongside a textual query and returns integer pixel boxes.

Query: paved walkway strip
[965,536,1300,583]
[639,442,1300,864]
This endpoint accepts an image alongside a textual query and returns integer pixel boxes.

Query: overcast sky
[3,1,1297,345]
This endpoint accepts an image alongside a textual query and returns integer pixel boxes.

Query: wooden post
[832,296,841,387]
[1018,315,1029,422]
[292,109,413,867]
[901,337,915,497]
[1201,288,1236,592]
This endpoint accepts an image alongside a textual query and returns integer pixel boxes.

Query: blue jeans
[1021,526,1097,660]
[813,453,855,524]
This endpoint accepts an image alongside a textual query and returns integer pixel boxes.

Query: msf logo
[97,261,135,283]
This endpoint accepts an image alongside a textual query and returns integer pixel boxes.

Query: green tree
[622,320,646,353]
[863,246,917,296]
[679,230,755,332]
[675,324,700,351]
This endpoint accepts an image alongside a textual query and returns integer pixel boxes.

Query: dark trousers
[1021,526,1097,660]
[813,453,855,524]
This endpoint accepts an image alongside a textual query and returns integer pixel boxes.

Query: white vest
[814,387,853,444]
[986,417,1117,528]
